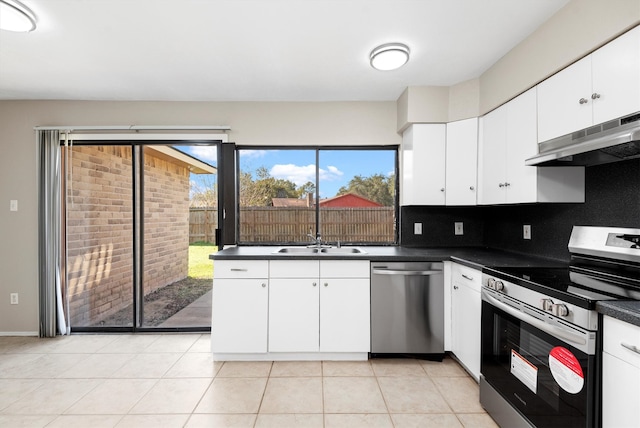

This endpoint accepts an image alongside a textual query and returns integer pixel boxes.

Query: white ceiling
[0,0,569,102]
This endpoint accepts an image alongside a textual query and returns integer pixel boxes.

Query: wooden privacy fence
[189,207,218,243]
[190,206,396,243]
[239,207,395,243]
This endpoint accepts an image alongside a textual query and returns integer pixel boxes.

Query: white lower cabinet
[319,261,370,352]
[211,260,269,353]
[450,262,481,381]
[602,315,640,427]
[269,259,370,354]
[269,260,320,352]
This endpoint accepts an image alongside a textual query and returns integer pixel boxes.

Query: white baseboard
[0,331,39,337]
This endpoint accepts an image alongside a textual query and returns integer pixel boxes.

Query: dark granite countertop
[597,300,640,328]
[209,245,566,270]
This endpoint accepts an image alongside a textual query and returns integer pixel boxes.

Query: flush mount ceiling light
[369,43,410,71]
[0,0,37,32]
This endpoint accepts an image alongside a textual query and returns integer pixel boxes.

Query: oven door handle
[482,290,587,346]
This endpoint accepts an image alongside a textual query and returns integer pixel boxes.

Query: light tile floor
[0,334,498,428]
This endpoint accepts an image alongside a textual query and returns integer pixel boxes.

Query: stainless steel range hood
[526,111,640,166]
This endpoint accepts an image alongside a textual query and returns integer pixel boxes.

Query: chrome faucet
[307,228,322,247]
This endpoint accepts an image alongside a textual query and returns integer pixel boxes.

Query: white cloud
[321,165,344,181]
[239,149,268,158]
[270,163,344,186]
[270,164,316,186]
[190,146,217,163]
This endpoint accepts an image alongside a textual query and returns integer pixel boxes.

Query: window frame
[235,145,399,246]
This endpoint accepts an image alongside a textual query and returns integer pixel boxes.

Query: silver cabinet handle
[498,183,504,188]
[440,188,445,192]
[230,268,248,272]
[453,285,459,290]
[313,282,317,287]
[262,283,266,288]
[621,342,640,355]
[469,186,475,191]
[461,274,474,281]
[505,182,510,187]
[324,283,328,287]
[591,93,601,100]
[579,97,589,104]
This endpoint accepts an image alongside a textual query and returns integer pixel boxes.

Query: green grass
[189,242,217,279]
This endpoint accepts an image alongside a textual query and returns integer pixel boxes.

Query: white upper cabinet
[537,25,640,143]
[592,26,640,125]
[445,118,478,206]
[479,88,585,205]
[401,124,446,205]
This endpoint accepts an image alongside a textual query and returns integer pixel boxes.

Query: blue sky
[177,146,395,198]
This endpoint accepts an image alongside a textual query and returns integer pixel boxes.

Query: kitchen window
[237,146,398,245]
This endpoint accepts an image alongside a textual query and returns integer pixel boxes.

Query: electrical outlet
[414,222,422,235]
[523,225,531,240]
[454,222,464,235]
[10,293,18,305]
[10,200,18,211]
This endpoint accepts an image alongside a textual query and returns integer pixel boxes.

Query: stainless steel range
[480,226,640,428]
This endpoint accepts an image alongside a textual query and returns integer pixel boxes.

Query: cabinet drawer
[214,260,269,279]
[451,263,481,293]
[270,260,320,278]
[604,316,640,368]
[320,260,370,278]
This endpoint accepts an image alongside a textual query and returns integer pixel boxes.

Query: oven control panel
[482,274,598,332]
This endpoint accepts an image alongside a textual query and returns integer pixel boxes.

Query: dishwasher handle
[372,268,442,276]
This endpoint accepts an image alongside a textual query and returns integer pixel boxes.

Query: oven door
[481,290,597,428]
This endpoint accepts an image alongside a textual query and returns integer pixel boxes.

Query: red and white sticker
[549,346,584,394]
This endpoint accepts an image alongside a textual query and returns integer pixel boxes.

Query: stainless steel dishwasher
[370,262,444,358]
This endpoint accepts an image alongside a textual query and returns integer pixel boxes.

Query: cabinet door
[211,278,268,353]
[401,124,446,205]
[268,278,319,352]
[505,88,538,204]
[592,26,640,125]
[446,118,478,206]
[478,105,507,205]
[451,269,481,381]
[319,278,370,352]
[537,56,592,143]
[602,352,640,427]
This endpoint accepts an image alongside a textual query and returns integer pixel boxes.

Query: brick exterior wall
[66,146,189,326]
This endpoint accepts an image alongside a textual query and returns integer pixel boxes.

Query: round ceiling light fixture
[0,0,37,32]
[369,43,410,71]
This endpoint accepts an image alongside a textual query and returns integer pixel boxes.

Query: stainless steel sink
[272,247,320,254]
[320,247,366,254]
[272,246,366,254]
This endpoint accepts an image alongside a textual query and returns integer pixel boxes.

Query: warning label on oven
[549,346,584,394]
[511,349,538,394]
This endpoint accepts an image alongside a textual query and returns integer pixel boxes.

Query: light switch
[9,200,17,211]
[454,222,464,235]
[414,223,422,235]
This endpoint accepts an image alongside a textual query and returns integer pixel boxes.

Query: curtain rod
[34,125,231,131]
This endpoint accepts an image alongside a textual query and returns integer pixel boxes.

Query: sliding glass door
[63,142,218,331]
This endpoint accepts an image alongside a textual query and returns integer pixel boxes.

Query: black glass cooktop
[482,266,634,308]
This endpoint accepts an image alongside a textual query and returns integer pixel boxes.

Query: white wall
[0,100,398,333]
